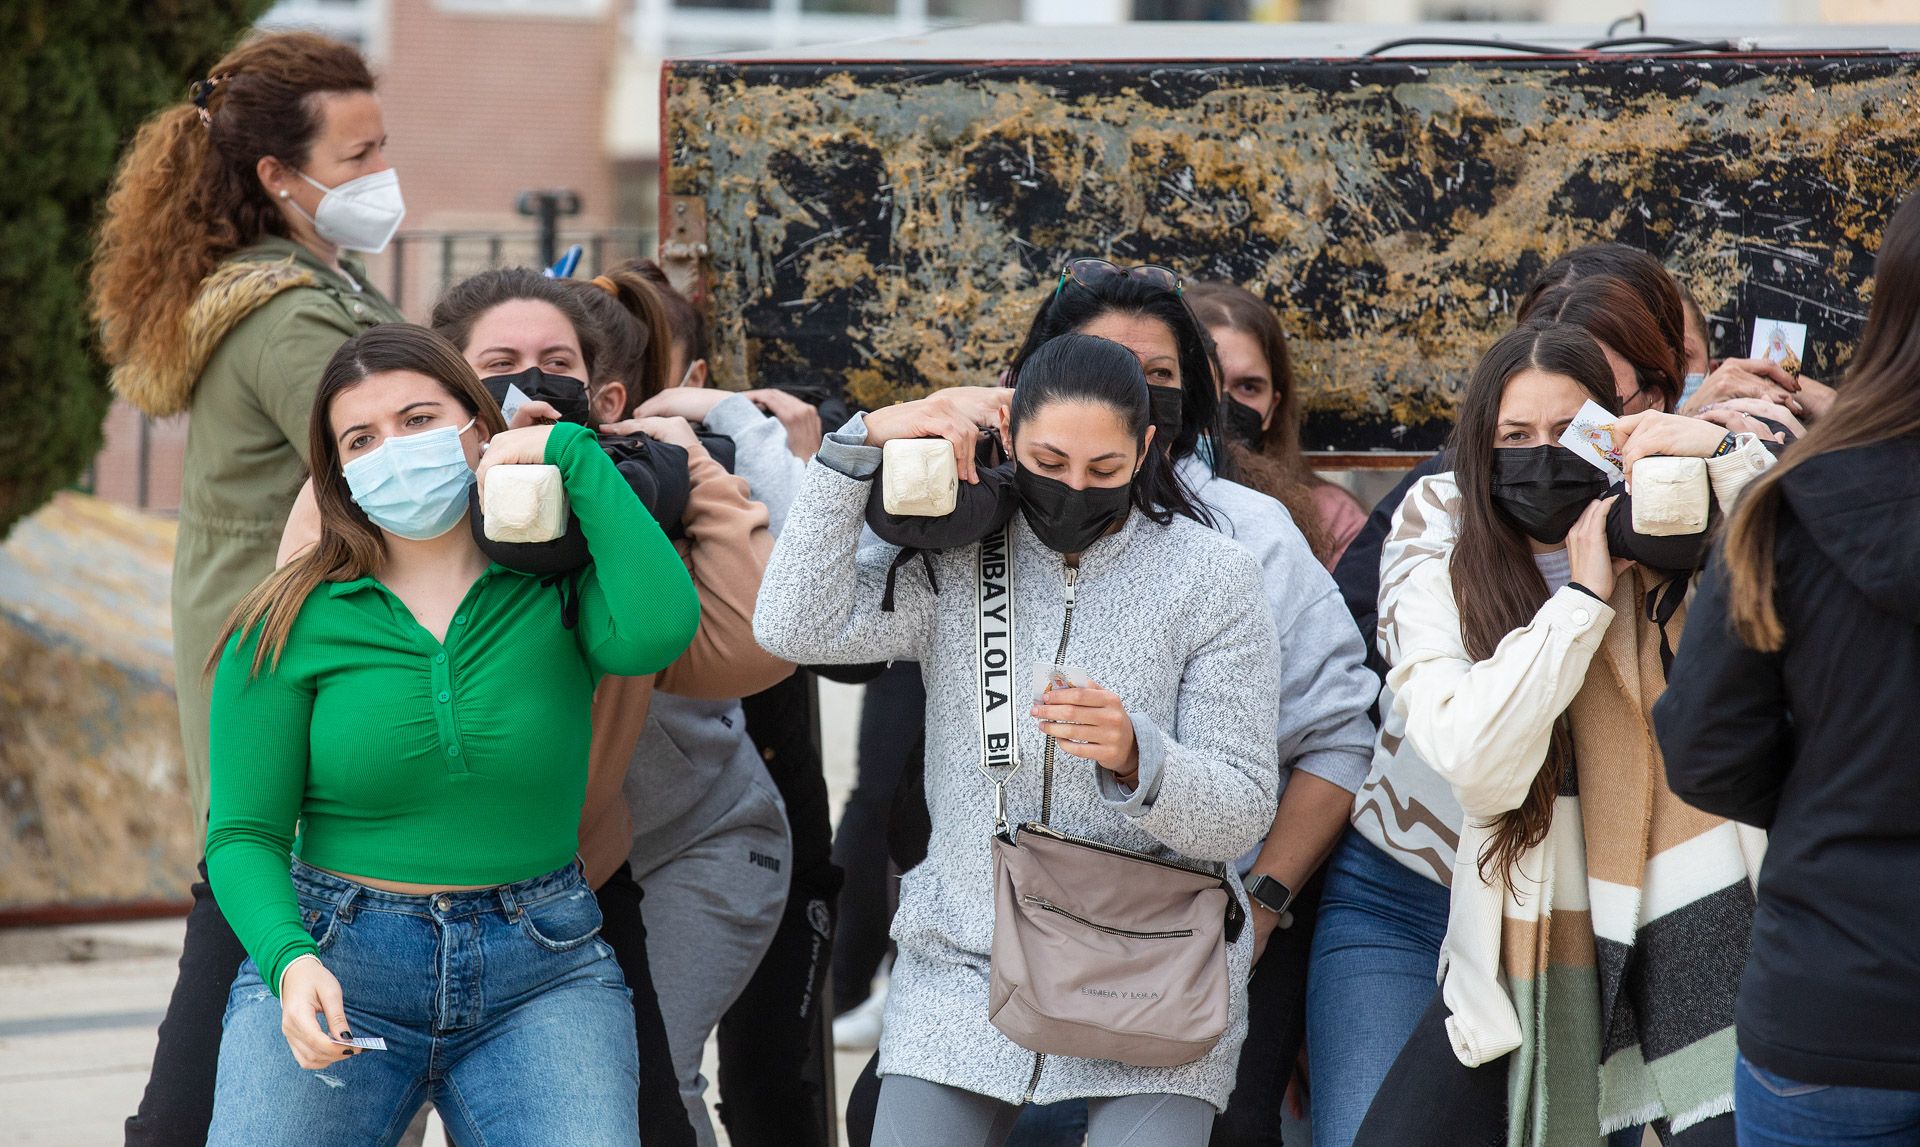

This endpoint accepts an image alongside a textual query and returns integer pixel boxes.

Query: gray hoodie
[754,429,1282,1109]
[1172,455,1376,795]
[626,396,803,866]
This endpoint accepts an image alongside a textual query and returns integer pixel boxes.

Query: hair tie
[590,275,619,296]
[187,73,232,127]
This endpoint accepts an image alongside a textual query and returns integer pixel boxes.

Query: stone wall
[0,494,196,911]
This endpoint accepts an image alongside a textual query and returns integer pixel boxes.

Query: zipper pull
[1062,564,1078,605]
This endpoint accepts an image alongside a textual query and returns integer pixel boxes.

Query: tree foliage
[0,1,270,536]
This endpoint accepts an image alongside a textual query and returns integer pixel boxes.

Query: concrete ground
[0,677,1323,1146]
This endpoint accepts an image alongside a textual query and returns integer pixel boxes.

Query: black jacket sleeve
[1652,551,1794,828]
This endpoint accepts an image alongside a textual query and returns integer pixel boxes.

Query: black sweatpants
[123,857,690,1147]
[124,859,244,1147]
[597,861,700,1147]
[1209,870,1324,1147]
[718,670,844,1147]
[831,660,925,1010]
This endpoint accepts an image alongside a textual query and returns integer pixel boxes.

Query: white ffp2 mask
[296,168,406,254]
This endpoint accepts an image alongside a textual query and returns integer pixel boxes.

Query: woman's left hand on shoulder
[1609,410,1733,487]
[601,414,702,453]
[475,424,556,493]
[1031,685,1141,784]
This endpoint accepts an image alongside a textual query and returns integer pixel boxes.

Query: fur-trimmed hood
[110,254,323,418]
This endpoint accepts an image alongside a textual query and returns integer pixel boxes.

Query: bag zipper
[1021,895,1196,939]
[1039,564,1077,826]
[1019,822,1247,941]
[1017,822,1216,880]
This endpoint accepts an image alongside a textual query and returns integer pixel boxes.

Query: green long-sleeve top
[205,422,700,994]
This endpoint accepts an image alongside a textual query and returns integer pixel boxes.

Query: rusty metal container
[663,23,1920,459]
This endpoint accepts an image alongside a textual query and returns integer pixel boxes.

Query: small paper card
[497,382,534,424]
[1031,662,1095,704]
[1750,318,1807,375]
[1558,399,1625,483]
[331,1034,388,1051]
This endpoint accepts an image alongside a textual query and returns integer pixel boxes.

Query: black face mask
[1147,384,1185,442]
[482,367,593,427]
[1605,489,1714,577]
[1014,464,1134,554]
[1219,397,1266,451]
[1488,445,1612,544]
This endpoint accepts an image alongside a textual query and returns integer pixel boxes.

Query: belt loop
[497,881,522,922]
[337,883,359,924]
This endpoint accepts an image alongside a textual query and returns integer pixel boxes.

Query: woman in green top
[201,323,698,1145]
[90,33,410,1142]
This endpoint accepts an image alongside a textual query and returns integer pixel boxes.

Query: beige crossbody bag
[974,526,1243,1069]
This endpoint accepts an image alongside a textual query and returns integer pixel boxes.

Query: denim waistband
[289,856,586,920]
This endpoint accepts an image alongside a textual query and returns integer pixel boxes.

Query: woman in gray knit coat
[755,334,1282,1146]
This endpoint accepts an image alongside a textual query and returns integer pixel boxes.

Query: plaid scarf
[1500,569,1756,1146]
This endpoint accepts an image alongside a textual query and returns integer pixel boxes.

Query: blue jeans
[1305,830,1452,1147]
[207,860,640,1147]
[1737,1054,1920,1146]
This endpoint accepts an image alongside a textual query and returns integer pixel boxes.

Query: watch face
[1250,875,1292,911]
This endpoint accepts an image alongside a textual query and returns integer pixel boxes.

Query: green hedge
[0,1,269,537]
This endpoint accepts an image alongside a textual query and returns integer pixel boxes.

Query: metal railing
[379,227,657,313]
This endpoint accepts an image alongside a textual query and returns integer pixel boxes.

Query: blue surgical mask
[343,418,477,540]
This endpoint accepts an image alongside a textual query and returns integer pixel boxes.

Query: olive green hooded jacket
[112,237,401,814]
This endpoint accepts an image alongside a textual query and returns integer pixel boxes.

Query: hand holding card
[330,1033,388,1051]
[1750,317,1808,377]
[1029,669,1141,779]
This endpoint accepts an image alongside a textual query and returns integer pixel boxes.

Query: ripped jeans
[207,859,640,1147]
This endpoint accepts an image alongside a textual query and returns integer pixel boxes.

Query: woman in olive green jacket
[92,32,405,814]
[89,31,405,1145]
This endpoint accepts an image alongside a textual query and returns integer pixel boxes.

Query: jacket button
[1571,608,1592,626]
[447,743,462,757]
[434,652,446,664]
[437,691,450,704]
[353,303,365,315]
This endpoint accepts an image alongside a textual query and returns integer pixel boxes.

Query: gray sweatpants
[636,767,791,1147]
[872,1074,1215,1147]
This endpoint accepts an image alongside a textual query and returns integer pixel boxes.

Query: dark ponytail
[1009,333,1206,528]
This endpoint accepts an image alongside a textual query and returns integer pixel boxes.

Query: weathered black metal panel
[665,52,1920,452]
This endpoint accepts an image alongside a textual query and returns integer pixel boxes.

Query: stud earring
[279,189,289,199]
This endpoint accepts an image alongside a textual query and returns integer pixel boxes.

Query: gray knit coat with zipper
[754,446,1282,1110]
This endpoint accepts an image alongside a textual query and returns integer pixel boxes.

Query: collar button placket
[433,632,465,773]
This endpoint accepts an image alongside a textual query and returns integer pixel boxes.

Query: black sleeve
[1332,452,1448,683]
[1652,550,1794,828]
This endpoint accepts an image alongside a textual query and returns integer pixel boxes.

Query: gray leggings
[871,1074,1214,1147]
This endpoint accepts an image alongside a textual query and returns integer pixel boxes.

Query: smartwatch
[1245,874,1297,930]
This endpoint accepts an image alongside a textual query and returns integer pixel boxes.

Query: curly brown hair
[90,31,374,376]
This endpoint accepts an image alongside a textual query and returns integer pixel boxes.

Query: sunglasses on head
[1054,258,1183,299]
